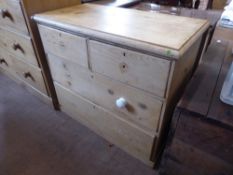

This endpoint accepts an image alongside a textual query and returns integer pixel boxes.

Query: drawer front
[55,82,155,165]
[8,53,47,95]
[89,40,171,97]
[38,25,88,68]
[0,28,38,66]
[0,0,28,34]
[48,54,163,133]
[0,48,14,74]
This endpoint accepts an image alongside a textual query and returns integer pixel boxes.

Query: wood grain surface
[55,82,155,166]
[0,0,28,35]
[33,4,209,59]
[47,53,163,134]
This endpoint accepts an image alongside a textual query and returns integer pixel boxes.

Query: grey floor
[0,72,157,175]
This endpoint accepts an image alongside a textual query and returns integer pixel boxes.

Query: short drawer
[0,0,28,34]
[55,82,155,166]
[0,28,38,66]
[38,25,88,68]
[48,54,163,133]
[9,53,47,95]
[89,40,171,98]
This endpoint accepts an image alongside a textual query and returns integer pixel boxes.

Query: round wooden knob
[116,97,127,109]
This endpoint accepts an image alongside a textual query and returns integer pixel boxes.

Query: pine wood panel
[0,49,47,95]
[55,82,155,166]
[0,0,82,108]
[212,0,227,9]
[8,53,47,95]
[33,4,209,59]
[0,27,38,67]
[89,40,171,97]
[47,53,163,134]
[0,0,28,35]
[34,4,209,165]
[38,25,88,68]
[0,47,15,75]
[19,0,82,107]
[22,0,81,16]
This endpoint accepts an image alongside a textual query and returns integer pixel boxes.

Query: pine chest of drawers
[0,0,80,107]
[34,4,209,166]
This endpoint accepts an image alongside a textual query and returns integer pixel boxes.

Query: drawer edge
[55,81,156,166]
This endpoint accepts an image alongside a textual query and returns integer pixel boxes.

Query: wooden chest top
[33,4,209,59]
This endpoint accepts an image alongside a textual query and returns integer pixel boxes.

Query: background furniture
[159,28,233,174]
[208,0,228,9]
[140,0,207,8]
[0,0,81,108]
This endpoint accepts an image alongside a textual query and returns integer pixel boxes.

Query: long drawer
[48,53,163,133]
[38,25,88,68]
[0,50,47,95]
[0,28,38,66]
[88,40,172,98]
[55,82,155,166]
[0,0,28,34]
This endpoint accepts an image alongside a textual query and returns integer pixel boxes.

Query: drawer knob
[0,9,13,22]
[0,58,8,66]
[13,43,25,54]
[24,72,35,82]
[116,97,127,109]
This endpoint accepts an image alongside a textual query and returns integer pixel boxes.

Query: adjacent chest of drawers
[34,4,209,166]
[0,0,80,107]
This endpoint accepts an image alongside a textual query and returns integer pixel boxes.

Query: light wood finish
[89,40,171,97]
[12,56,47,95]
[0,47,15,75]
[21,0,81,108]
[150,36,204,162]
[0,50,47,94]
[34,4,209,166]
[165,37,202,106]
[212,0,227,9]
[0,27,38,66]
[0,68,53,106]
[33,4,209,59]
[47,53,163,134]
[0,0,28,34]
[55,82,155,166]
[39,25,88,68]
[21,0,81,16]
[0,0,81,108]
